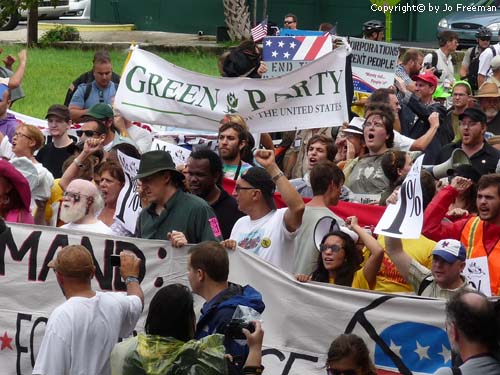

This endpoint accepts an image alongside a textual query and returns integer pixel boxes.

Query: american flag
[323,23,337,36]
[251,19,268,42]
[262,36,331,61]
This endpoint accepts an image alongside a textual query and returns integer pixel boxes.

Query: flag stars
[414,341,431,360]
[283,52,290,59]
[289,41,296,49]
[278,41,285,48]
[272,51,278,58]
[438,345,452,364]
[389,340,402,358]
[265,39,272,47]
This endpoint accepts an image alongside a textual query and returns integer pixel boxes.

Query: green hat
[136,150,184,180]
[433,85,451,100]
[453,80,472,95]
[85,103,114,120]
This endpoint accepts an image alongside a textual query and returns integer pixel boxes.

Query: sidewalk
[0,23,225,53]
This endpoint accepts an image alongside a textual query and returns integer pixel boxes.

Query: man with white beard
[60,179,114,235]
[474,82,500,135]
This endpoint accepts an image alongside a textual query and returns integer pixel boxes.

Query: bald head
[63,179,104,221]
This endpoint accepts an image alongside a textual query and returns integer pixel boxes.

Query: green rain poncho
[111,333,228,375]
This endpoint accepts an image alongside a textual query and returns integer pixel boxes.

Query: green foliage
[0,47,219,118]
[39,25,81,46]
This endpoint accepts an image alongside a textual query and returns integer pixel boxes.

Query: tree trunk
[223,0,251,41]
[27,3,38,47]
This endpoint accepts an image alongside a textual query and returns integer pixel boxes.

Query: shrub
[39,25,80,46]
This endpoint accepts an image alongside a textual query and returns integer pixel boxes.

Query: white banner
[115,151,141,234]
[114,47,349,133]
[464,256,491,297]
[151,138,191,167]
[1,224,450,375]
[375,155,424,239]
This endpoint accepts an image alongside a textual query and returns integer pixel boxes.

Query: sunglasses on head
[76,130,102,137]
[327,369,357,375]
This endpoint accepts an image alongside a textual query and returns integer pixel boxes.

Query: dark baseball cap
[241,167,277,210]
[45,104,70,122]
[458,108,487,124]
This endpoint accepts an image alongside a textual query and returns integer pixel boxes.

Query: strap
[233,160,242,181]
[431,51,438,67]
[417,275,434,296]
[452,367,462,375]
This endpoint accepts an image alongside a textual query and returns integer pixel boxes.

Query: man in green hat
[135,150,223,245]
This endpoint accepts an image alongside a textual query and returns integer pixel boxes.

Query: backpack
[64,70,121,106]
[467,46,481,91]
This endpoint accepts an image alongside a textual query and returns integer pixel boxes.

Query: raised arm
[254,149,305,232]
[384,236,412,281]
[7,49,26,89]
[346,216,384,289]
[119,250,144,308]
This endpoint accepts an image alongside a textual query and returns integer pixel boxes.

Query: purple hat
[0,159,31,211]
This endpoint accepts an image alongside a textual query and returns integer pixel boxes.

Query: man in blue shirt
[69,51,118,122]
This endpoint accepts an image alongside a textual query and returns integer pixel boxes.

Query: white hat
[342,117,364,135]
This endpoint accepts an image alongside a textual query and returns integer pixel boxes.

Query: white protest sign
[375,154,424,239]
[151,138,191,167]
[463,256,491,297]
[1,223,451,375]
[115,150,141,234]
[349,37,399,95]
[114,47,349,133]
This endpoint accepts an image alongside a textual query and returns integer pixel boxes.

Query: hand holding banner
[375,154,424,239]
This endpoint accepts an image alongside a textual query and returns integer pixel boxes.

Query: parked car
[0,0,69,31]
[437,0,500,48]
[63,0,90,18]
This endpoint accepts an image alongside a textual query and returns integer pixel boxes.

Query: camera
[423,63,443,79]
[225,319,255,339]
[110,254,121,267]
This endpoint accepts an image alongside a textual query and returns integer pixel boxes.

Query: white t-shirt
[230,208,298,272]
[393,130,414,151]
[32,292,142,375]
[478,43,500,78]
[62,220,115,235]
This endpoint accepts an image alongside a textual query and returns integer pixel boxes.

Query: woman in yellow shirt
[296,216,384,290]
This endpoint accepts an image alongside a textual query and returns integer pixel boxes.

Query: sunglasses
[234,185,256,192]
[284,20,295,24]
[479,37,491,41]
[327,369,357,375]
[76,130,102,137]
[63,191,93,203]
[319,244,343,253]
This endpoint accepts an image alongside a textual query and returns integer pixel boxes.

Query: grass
[0,46,220,118]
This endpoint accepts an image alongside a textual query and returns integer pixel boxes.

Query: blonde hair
[18,124,45,152]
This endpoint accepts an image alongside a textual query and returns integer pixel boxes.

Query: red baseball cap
[412,71,438,88]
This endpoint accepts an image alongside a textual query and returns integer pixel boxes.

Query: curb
[38,23,135,32]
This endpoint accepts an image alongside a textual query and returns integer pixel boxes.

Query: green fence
[91,0,464,42]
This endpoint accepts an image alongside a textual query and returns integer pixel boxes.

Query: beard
[60,203,87,224]
[484,108,498,120]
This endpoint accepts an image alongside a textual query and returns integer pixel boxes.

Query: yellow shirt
[363,235,435,293]
[329,268,370,290]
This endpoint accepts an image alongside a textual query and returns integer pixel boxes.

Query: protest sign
[349,37,399,95]
[261,35,332,78]
[278,29,324,37]
[114,47,348,133]
[375,155,424,239]
[464,256,491,296]
[115,150,140,234]
[0,223,450,375]
[151,138,191,166]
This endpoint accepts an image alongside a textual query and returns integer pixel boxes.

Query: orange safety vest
[461,217,500,296]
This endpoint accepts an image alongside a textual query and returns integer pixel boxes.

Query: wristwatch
[271,171,284,183]
[125,276,140,285]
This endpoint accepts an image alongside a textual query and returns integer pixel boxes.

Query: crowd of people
[1,14,500,375]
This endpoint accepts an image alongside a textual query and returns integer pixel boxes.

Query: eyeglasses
[284,20,295,24]
[13,132,33,141]
[363,121,385,129]
[63,191,92,203]
[326,368,357,375]
[76,130,102,137]
[459,121,480,128]
[319,244,344,253]
[234,185,256,192]
[479,37,491,41]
